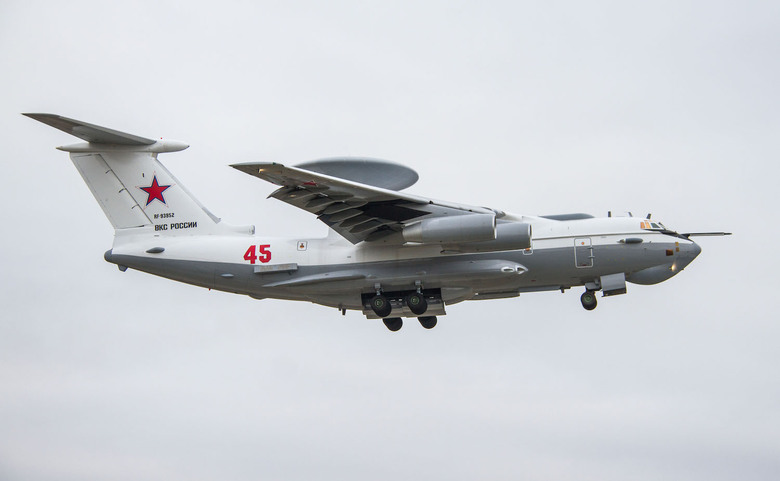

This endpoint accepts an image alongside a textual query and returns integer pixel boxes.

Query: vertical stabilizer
[25,113,239,236]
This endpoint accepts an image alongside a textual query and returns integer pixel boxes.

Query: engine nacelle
[403,214,496,244]
[446,222,533,253]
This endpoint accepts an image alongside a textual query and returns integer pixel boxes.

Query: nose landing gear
[580,290,598,310]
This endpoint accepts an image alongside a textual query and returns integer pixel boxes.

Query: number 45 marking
[243,244,271,264]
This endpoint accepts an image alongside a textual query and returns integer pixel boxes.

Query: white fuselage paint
[113,217,659,264]
[107,215,700,313]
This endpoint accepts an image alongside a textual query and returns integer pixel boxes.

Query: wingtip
[22,112,54,120]
[230,162,281,175]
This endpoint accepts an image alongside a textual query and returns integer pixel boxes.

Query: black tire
[418,316,437,329]
[370,294,392,318]
[383,317,403,332]
[405,292,428,315]
[581,291,598,311]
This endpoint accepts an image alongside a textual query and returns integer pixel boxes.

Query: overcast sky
[1,1,779,480]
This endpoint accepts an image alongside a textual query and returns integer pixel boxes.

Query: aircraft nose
[677,240,701,269]
[691,241,702,258]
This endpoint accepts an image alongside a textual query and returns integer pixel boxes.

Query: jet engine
[446,222,533,253]
[402,214,496,244]
[402,215,532,253]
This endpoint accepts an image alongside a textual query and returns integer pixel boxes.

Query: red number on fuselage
[243,245,257,264]
[258,244,271,263]
[244,244,272,264]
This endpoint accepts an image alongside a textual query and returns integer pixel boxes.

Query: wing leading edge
[231,161,497,244]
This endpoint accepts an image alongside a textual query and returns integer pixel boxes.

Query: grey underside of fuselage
[105,241,679,311]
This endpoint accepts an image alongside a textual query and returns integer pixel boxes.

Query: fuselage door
[575,238,594,268]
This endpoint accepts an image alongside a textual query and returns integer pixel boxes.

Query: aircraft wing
[231,161,497,244]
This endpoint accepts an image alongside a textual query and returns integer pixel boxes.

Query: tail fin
[25,114,245,236]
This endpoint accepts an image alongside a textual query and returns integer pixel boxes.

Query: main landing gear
[381,316,438,331]
[580,290,598,310]
[369,294,393,318]
[405,292,428,315]
[370,292,428,318]
[383,317,403,332]
[418,316,437,329]
[368,286,440,331]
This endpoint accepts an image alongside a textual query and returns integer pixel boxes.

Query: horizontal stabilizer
[23,113,156,146]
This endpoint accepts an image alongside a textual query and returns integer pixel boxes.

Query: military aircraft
[25,114,729,331]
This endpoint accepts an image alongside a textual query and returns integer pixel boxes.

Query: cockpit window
[641,220,666,231]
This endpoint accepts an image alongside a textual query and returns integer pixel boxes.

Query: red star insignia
[139,175,171,206]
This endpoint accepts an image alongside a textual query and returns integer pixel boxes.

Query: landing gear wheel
[383,317,403,332]
[405,292,428,315]
[581,291,598,310]
[418,316,437,329]
[370,295,392,318]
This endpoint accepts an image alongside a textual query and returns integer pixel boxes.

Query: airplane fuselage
[104,215,701,316]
